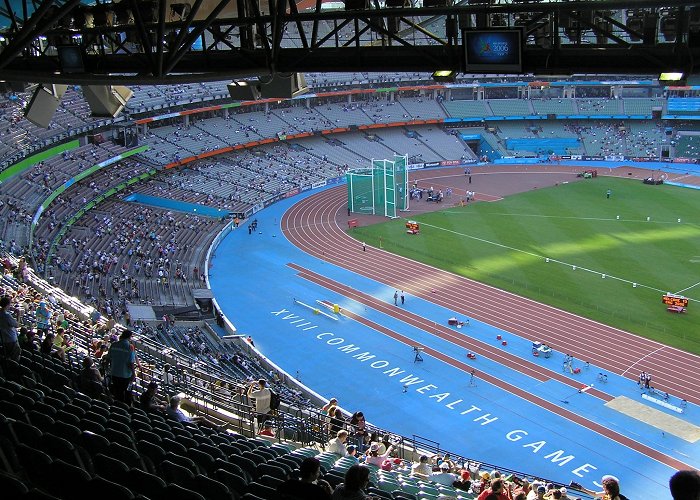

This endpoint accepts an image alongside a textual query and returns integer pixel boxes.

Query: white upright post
[349,174,354,212]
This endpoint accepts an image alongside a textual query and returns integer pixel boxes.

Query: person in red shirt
[477,479,512,500]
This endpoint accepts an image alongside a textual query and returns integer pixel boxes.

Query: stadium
[1,1,700,499]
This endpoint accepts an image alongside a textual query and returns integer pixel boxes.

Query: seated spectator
[543,489,561,500]
[278,456,331,500]
[332,464,371,500]
[453,469,472,492]
[79,357,105,397]
[478,479,512,500]
[139,381,166,412]
[514,479,531,498]
[327,429,350,457]
[52,327,72,361]
[411,455,432,478]
[40,332,56,356]
[528,483,546,500]
[18,327,38,351]
[258,420,275,437]
[93,340,108,359]
[364,442,394,467]
[430,462,458,487]
[669,470,700,500]
[345,445,359,463]
[436,452,457,472]
[166,395,225,430]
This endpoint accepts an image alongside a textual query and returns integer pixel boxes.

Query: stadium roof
[0,0,698,84]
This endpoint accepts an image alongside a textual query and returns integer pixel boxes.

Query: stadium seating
[6,75,675,500]
[575,99,622,115]
[676,134,700,157]
[531,99,575,115]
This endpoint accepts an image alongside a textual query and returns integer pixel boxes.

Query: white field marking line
[621,346,668,376]
[440,212,696,225]
[672,174,694,182]
[420,170,577,181]
[416,220,699,302]
[676,281,700,294]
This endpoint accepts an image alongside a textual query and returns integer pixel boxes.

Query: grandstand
[1,72,700,500]
[487,99,533,117]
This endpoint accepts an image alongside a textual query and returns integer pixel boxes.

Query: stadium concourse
[210,164,700,500]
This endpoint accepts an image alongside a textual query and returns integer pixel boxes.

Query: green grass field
[350,177,700,354]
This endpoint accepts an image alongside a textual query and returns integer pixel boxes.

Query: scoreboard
[662,294,688,308]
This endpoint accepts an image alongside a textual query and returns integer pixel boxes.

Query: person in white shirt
[327,430,350,456]
[247,379,271,428]
[411,455,432,479]
[430,462,458,487]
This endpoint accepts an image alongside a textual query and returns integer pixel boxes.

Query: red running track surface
[281,181,700,407]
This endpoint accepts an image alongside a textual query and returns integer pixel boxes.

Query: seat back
[160,459,196,487]
[162,483,206,500]
[124,467,167,499]
[191,474,234,500]
[87,475,136,500]
[214,468,248,497]
[94,453,130,482]
[187,447,216,475]
[79,430,110,457]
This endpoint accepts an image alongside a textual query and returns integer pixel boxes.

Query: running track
[280,179,700,409]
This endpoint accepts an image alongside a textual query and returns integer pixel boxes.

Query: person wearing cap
[345,445,359,463]
[278,456,332,500]
[364,441,395,467]
[258,420,275,437]
[438,453,457,472]
[105,329,136,403]
[478,471,492,493]
[411,455,432,479]
[35,300,51,336]
[527,485,546,500]
[430,461,459,487]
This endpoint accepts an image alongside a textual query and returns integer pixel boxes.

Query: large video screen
[464,29,522,73]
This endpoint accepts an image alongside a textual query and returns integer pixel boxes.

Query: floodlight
[432,70,456,82]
